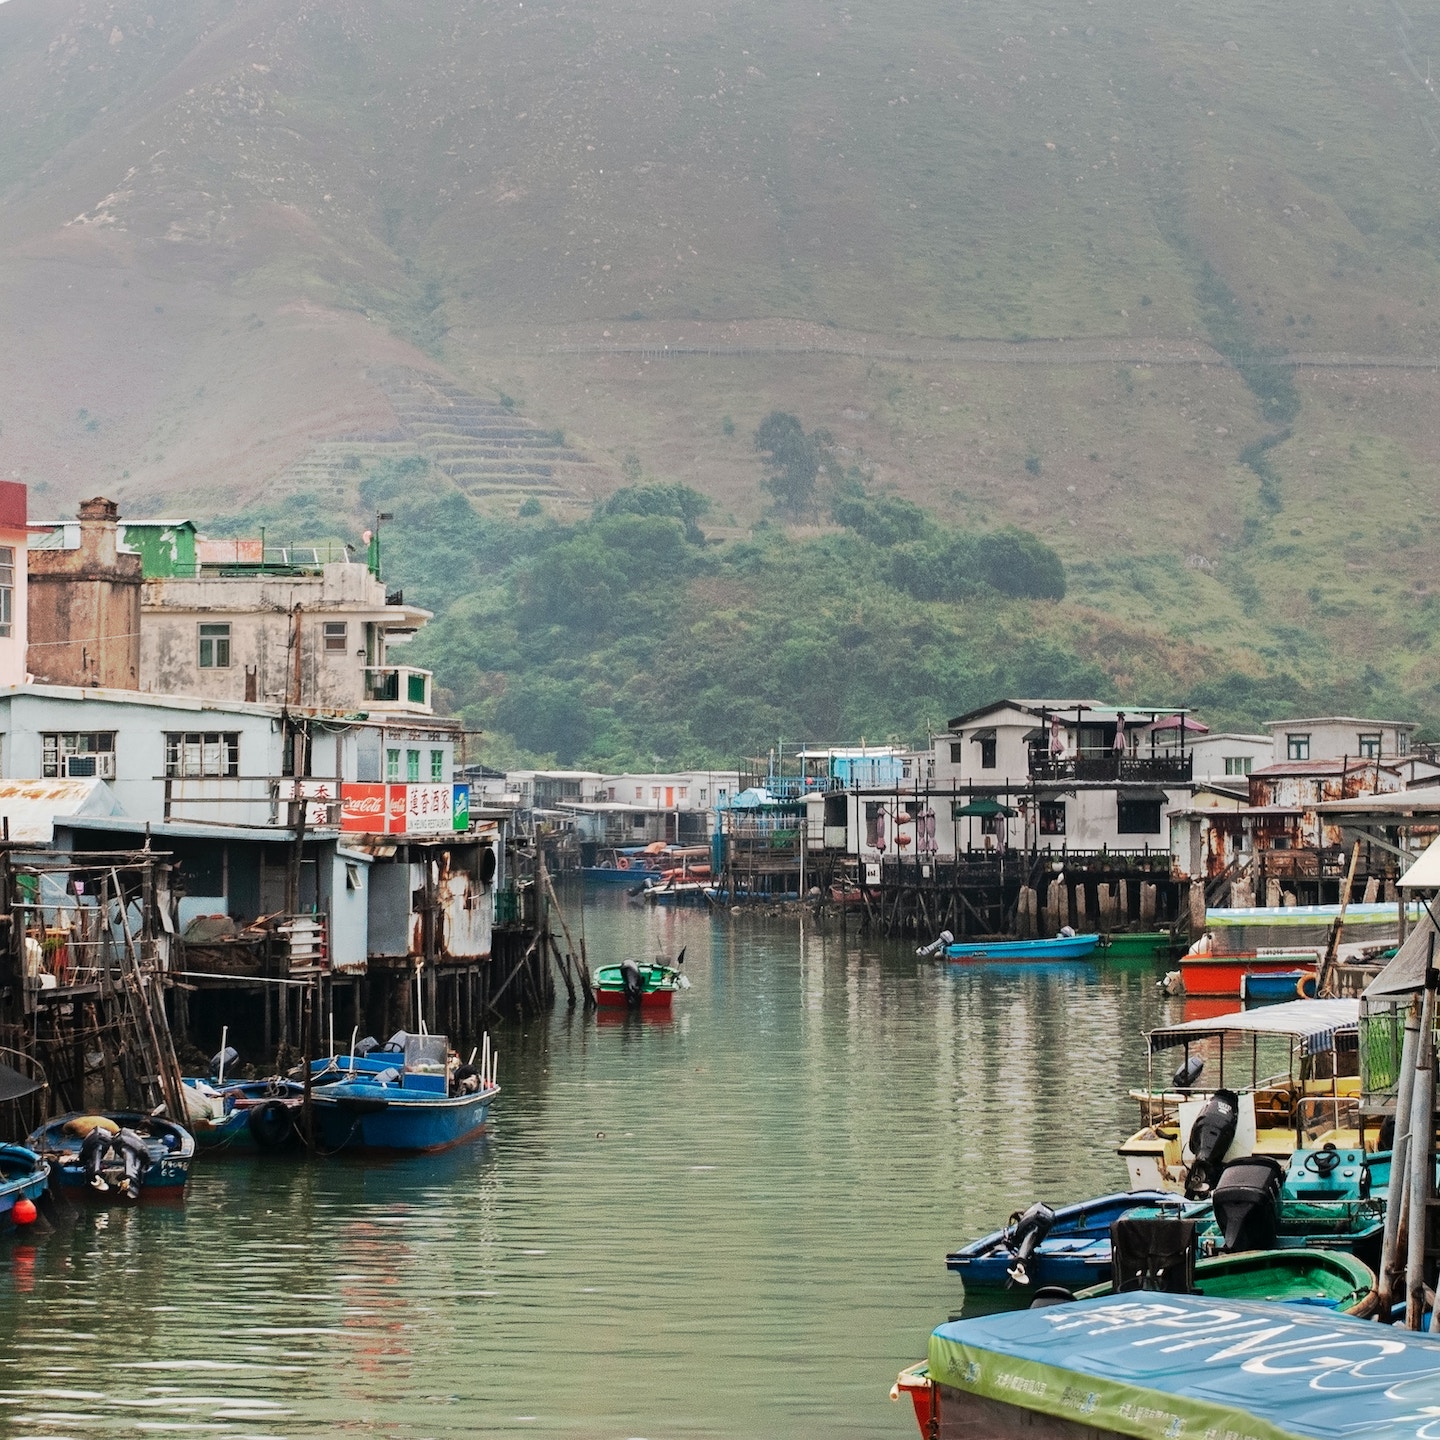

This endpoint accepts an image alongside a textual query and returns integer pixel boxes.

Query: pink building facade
[0,483,26,688]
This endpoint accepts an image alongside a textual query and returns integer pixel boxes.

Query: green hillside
[3,0,1440,756]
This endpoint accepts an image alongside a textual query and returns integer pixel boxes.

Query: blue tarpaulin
[930,1294,1440,1440]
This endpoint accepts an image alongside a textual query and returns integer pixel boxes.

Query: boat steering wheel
[1303,1145,1341,1177]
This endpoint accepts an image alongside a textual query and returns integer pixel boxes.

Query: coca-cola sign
[341,783,388,832]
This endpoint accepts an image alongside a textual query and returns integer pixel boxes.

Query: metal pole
[1378,1000,1420,1316]
[1407,976,1437,1329]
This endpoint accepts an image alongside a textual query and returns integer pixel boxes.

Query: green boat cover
[929,1293,1440,1440]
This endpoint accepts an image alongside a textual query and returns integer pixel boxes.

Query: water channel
[0,897,1177,1438]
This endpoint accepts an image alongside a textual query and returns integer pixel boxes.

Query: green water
[0,899,1175,1438]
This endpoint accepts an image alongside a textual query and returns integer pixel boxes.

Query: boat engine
[112,1128,151,1200]
[79,1127,113,1191]
[621,961,646,1008]
[915,931,955,959]
[209,1045,239,1080]
[1171,1056,1204,1091]
[1210,1155,1284,1252]
[1184,1088,1240,1199]
[1004,1201,1057,1286]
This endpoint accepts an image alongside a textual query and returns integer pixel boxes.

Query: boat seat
[1110,1216,1197,1294]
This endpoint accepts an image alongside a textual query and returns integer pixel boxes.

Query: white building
[1266,716,1416,765]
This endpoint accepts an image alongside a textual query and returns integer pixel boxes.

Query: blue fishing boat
[0,1145,48,1230]
[183,1076,306,1150]
[27,1113,195,1199]
[947,1192,1180,1293]
[1240,968,1317,1002]
[899,1294,1437,1440]
[942,933,1099,963]
[309,1032,499,1153]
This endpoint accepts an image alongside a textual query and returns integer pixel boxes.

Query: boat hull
[311,1085,496,1152]
[1239,969,1316,1002]
[1098,931,1175,962]
[595,985,675,1010]
[28,1113,196,1197]
[0,1145,48,1229]
[1179,951,1318,998]
[581,865,663,886]
[944,934,1099,963]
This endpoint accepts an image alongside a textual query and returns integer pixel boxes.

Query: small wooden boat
[947,1191,1178,1293]
[641,880,712,907]
[593,960,685,1010]
[0,1144,48,1230]
[943,932,1099,963]
[1240,968,1317,1002]
[28,1113,196,1199]
[1074,1246,1376,1313]
[309,1032,499,1153]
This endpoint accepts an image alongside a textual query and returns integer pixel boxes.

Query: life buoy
[1296,972,1317,999]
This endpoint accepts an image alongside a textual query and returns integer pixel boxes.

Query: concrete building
[0,483,26,690]
[27,496,143,689]
[1266,715,1417,764]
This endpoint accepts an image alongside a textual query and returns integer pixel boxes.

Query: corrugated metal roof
[0,778,122,843]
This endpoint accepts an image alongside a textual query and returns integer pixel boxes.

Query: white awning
[1400,835,1440,890]
[1147,997,1360,1055]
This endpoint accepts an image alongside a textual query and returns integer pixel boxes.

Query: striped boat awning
[1147,997,1360,1055]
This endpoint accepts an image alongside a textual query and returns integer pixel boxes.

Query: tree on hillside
[754,411,819,518]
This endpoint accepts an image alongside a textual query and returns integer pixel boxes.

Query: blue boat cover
[929,1293,1440,1440]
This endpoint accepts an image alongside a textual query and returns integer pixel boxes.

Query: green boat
[1075,1246,1375,1314]
[1096,931,1177,962]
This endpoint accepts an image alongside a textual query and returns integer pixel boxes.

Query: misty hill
[3,0,1440,755]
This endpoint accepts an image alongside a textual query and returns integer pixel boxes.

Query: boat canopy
[952,797,1018,817]
[1400,834,1440,889]
[929,1294,1440,1440]
[1147,997,1359,1056]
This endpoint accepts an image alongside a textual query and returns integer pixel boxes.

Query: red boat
[890,1363,936,1438]
[592,962,682,1011]
[1178,949,1320,998]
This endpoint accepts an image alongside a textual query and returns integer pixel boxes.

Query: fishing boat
[1096,931,1177,963]
[941,932,1099,963]
[0,1145,48,1230]
[27,1113,196,1198]
[581,844,711,888]
[1117,997,1369,1193]
[1240,968,1317,1002]
[641,879,712,907]
[182,1076,306,1150]
[1073,1246,1376,1313]
[309,1032,499,1153]
[896,1293,1434,1440]
[1178,938,1322,998]
[593,956,687,1010]
[946,1191,1179,1293]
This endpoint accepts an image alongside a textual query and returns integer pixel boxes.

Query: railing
[1029,753,1193,784]
[363,665,433,712]
[736,774,843,798]
[161,776,342,828]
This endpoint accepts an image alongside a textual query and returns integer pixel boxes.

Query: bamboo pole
[537,849,593,1007]
[1318,841,1362,997]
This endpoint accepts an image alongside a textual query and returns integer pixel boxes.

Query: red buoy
[11,1198,36,1226]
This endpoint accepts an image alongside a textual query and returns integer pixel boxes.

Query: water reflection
[0,897,1174,1437]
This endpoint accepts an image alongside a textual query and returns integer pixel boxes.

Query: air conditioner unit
[64,754,115,780]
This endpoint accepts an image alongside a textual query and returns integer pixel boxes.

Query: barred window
[165,731,240,778]
[42,732,116,780]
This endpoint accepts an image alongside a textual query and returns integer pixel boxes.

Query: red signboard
[341,783,388,833]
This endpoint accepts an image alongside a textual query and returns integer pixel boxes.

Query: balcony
[364,665,433,714]
[1028,753,1193,786]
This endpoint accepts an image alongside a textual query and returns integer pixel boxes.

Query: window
[406,749,421,783]
[0,545,13,638]
[345,861,362,891]
[950,741,963,763]
[1286,734,1310,761]
[1358,733,1382,760]
[1400,731,1412,755]
[1117,798,1163,834]
[679,786,688,800]
[164,731,239,779]
[42,732,116,780]
[386,748,401,783]
[652,787,660,801]
[979,737,997,770]
[323,621,348,653]
[430,749,445,781]
[198,622,231,669]
[607,786,617,801]
[1039,801,1066,835]
[635,786,643,800]
[1224,756,1253,776]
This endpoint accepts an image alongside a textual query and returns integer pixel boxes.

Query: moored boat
[1179,944,1321,998]
[183,1076,306,1150]
[28,1113,195,1199]
[1240,968,1317,1002]
[309,1032,499,1153]
[942,932,1099,963]
[1073,1246,1376,1314]
[0,1144,48,1230]
[593,958,686,1009]
[1096,930,1177,963]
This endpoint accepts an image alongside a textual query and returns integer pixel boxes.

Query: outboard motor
[1171,1056,1205,1091]
[916,930,955,959]
[209,1046,240,1080]
[621,961,646,1008]
[80,1127,113,1192]
[1211,1155,1284,1253]
[1004,1201,1057,1286]
[1028,1286,1076,1309]
[1184,1088,1240,1199]
[451,1065,480,1096]
[354,1036,380,1057]
[112,1128,151,1200]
